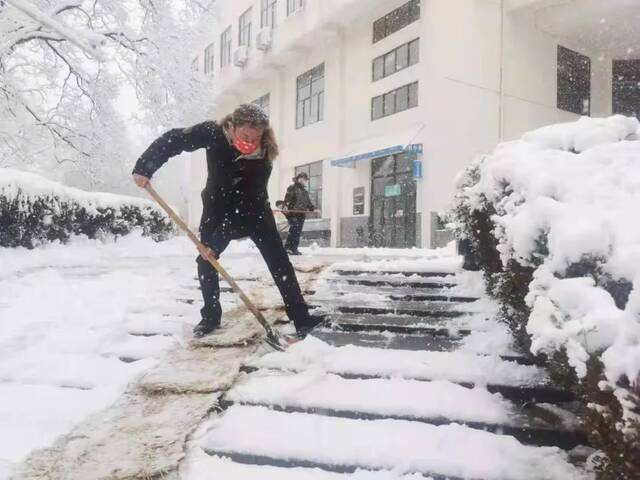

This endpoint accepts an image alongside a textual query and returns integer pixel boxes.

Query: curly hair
[220,104,279,161]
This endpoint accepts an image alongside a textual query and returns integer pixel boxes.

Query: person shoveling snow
[132,104,321,344]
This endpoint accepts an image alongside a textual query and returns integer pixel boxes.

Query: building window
[261,0,277,28]
[371,81,418,120]
[191,57,199,72]
[253,93,271,116]
[373,0,420,44]
[204,43,215,75]
[296,63,324,129]
[372,38,419,81]
[613,59,640,119]
[220,27,232,67]
[557,45,591,115]
[287,0,304,16]
[239,8,252,47]
[295,160,323,214]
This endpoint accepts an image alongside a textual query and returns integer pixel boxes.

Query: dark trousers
[285,215,305,252]
[196,209,312,329]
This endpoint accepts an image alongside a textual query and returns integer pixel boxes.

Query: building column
[330,28,347,248]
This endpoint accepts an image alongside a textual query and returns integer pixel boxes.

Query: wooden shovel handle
[144,183,275,335]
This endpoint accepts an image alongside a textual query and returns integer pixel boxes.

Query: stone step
[220,398,587,450]
[220,371,586,449]
[324,313,473,336]
[315,321,547,367]
[313,284,478,303]
[332,269,455,278]
[327,274,457,289]
[198,405,585,480]
[244,343,573,403]
[313,329,463,352]
[202,449,459,480]
[312,299,467,317]
[184,454,436,480]
[240,363,575,406]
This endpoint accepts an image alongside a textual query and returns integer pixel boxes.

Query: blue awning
[331,143,423,167]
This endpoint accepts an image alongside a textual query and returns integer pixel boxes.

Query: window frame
[294,160,323,216]
[372,38,419,82]
[371,81,419,121]
[261,0,277,28]
[287,0,304,16]
[557,45,591,116]
[239,8,253,47]
[220,27,232,68]
[372,0,420,44]
[612,59,640,119]
[296,63,325,129]
[204,43,215,75]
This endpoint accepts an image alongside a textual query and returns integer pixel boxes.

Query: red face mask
[233,138,260,155]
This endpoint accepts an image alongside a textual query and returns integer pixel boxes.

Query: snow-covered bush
[452,116,640,479]
[0,168,174,248]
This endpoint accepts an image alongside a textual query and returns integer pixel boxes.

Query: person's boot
[294,315,324,339]
[193,318,221,338]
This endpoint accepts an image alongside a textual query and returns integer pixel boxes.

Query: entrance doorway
[370,152,417,248]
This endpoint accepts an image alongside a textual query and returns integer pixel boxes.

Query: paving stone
[14,391,219,480]
[140,346,255,395]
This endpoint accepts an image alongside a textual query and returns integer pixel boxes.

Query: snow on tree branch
[0,0,217,191]
[5,0,106,59]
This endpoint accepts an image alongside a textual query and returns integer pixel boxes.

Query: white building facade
[187,0,640,248]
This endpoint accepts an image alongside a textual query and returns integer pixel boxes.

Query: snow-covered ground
[0,234,463,479]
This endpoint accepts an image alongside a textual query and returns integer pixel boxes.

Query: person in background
[283,172,315,255]
[131,104,319,339]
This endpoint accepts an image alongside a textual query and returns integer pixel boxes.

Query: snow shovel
[144,183,287,351]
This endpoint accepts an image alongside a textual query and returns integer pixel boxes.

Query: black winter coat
[284,182,315,215]
[133,121,273,226]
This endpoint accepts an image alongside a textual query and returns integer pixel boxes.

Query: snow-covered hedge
[0,168,175,248]
[452,116,640,478]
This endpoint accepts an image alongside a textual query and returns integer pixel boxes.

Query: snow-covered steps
[313,284,477,303]
[311,330,463,354]
[331,269,454,278]
[247,338,547,386]
[182,453,436,480]
[220,370,586,449]
[243,338,573,403]
[327,274,457,289]
[310,329,544,367]
[323,313,473,336]
[196,405,586,480]
[311,299,467,318]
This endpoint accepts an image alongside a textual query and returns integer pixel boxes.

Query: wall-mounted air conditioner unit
[256,28,272,51]
[233,45,249,67]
